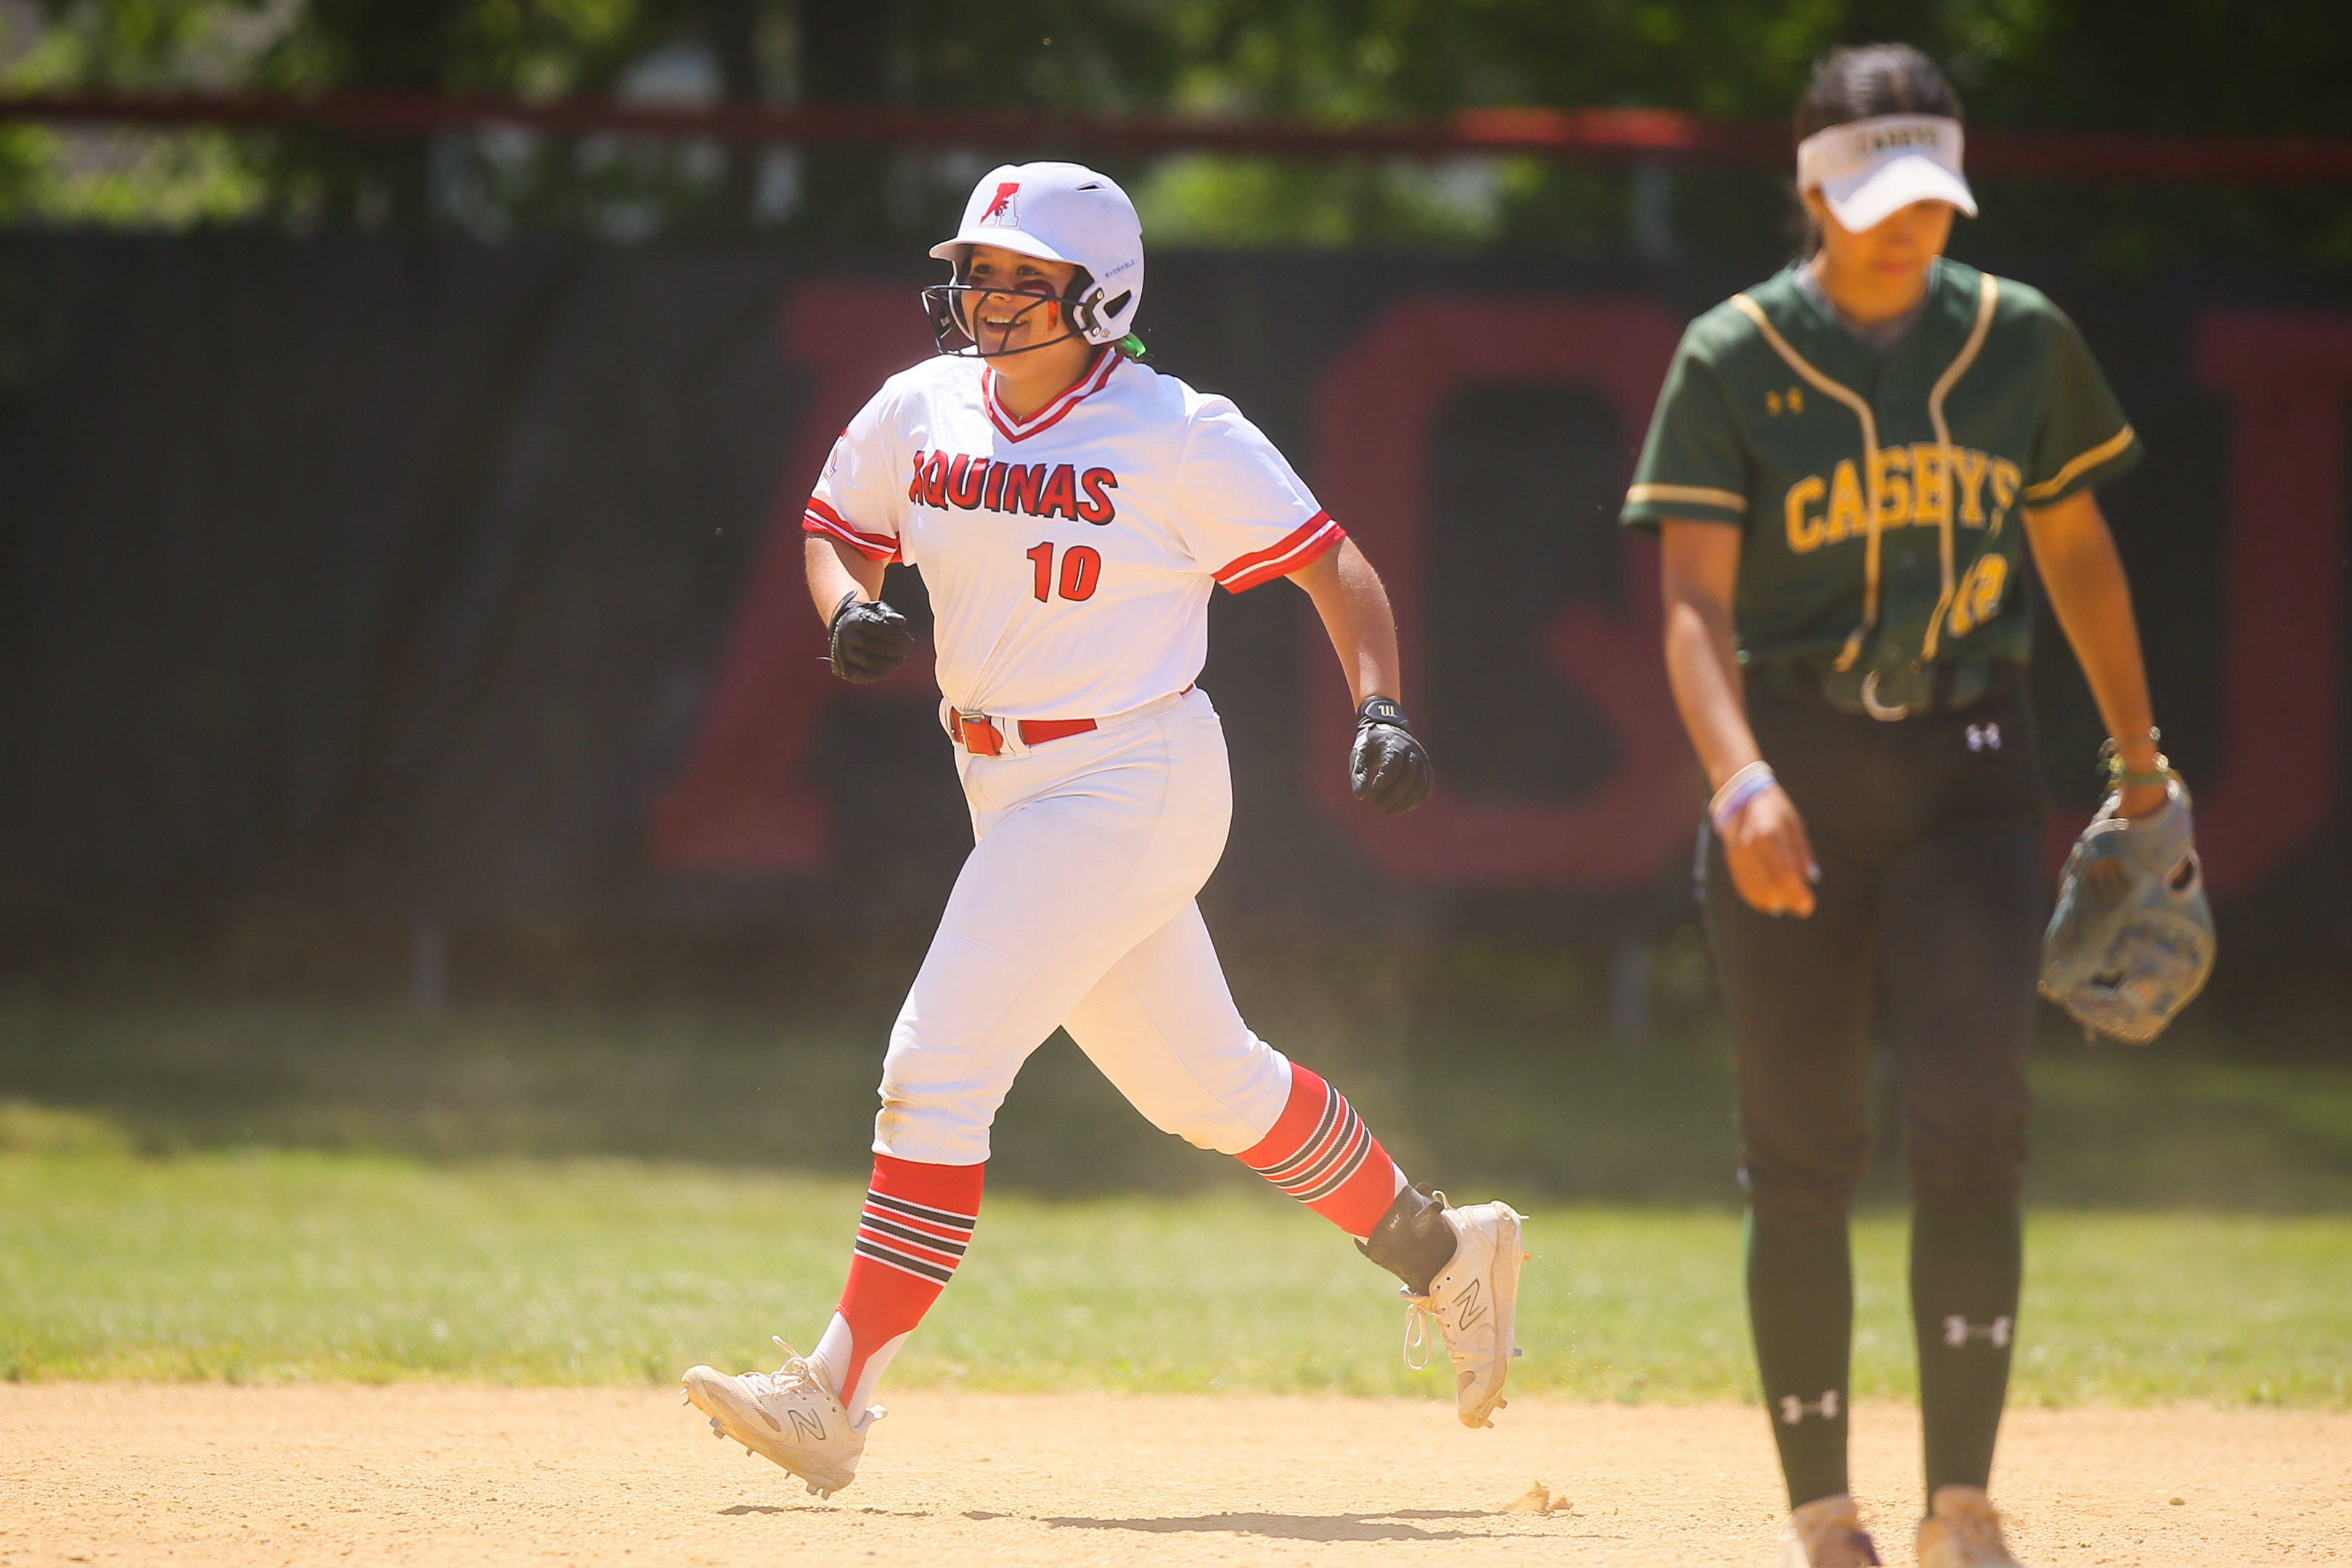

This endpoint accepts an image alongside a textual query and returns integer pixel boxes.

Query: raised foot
[1403,1198,1527,1429]
[679,1336,875,1497]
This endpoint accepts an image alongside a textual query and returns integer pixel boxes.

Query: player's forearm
[1292,539,1402,709]
[1658,522,1761,790]
[804,535,888,624]
[1663,596,1761,790]
[2025,494,2157,769]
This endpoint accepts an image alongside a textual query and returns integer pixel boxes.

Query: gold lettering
[1871,445,1912,528]
[1826,459,1866,543]
[1953,448,1990,527]
[1972,553,2008,626]
[1989,458,2022,534]
[1909,444,1951,530]
[1950,553,2010,637]
[1784,475,1827,552]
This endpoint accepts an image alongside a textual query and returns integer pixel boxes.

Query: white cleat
[680,1336,880,1498]
[1781,1492,1882,1567]
[1915,1485,2027,1568]
[1402,1196,1527,1429]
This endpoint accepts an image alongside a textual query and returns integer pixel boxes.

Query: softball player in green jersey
[1622,45,2177,1568]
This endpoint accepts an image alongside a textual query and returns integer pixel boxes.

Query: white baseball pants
[873,687,1294,1165]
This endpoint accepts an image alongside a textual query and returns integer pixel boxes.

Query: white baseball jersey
[803,350,1344,720]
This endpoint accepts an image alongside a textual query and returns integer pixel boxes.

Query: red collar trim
[983,350,1119,443]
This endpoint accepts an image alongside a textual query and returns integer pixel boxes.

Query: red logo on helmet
[978,182,1020,226]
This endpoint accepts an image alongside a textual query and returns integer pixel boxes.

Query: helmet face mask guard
[922,162,1143,361]
[921,260,1132,359]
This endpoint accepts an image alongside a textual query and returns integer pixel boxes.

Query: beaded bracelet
[1709,760,1779,834]
[2099,727,2171,790]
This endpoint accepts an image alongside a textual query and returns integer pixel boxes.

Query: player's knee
[873,1053,1005,1165]
[1749,1128,1872,1222]
[1115,1072,1288,1155]
[1742,1178,1859,1227]
[873,1089,996,1165]
[1739,1142,1870,1225]
[1906,1133,2028,1206]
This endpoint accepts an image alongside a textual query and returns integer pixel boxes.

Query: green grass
[1,1127,2344,1406]
[3,992,2350,1210]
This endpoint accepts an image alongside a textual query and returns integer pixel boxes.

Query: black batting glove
[1349,695,1434,815]
[828,591,914,683]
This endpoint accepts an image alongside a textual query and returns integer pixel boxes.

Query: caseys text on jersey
[1782,441,2022,638]
[1780,442,2022,555]
[908,449,1119,523]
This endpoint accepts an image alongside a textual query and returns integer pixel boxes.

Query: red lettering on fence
[2182,313,2348,898]
[1311,298,1702,889]
[645,284,936,872]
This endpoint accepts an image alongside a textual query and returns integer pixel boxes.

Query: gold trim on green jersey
[1734,272,2001,681]
[1920,271,1998,662]
[2022,424,2138,503]
[1627,482,1749,513]
[1728,292,1881,672]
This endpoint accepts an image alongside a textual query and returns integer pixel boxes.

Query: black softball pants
[1703,679,2046,1506]
[1702,683,2046,1222]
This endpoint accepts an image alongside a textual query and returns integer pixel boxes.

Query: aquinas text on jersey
[1781,443,2022,555]
[908,449,1119,524]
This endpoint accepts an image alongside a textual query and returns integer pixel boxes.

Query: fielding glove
[1349,695,1435,815]
[2040,774,2216,1043]
[828,591,914,683]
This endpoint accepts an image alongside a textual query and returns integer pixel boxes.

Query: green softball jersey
[1622,257,2140,716]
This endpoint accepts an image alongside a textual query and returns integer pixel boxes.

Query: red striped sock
[1236,1063,1405,1240]
[818,1154,983,1416]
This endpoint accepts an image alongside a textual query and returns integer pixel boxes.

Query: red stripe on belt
[950,714,1096,756]
[950,688,1190,756]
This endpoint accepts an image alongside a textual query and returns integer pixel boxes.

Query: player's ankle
[1357,1182,1456,1295]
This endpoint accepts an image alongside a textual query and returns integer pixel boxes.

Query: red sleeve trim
[1214,512,1345,593]
[803,496,900,563]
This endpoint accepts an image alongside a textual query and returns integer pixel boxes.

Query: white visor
[1796,114,1976,234]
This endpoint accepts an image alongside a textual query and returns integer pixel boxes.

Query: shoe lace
[1401,1299,1438,1371]
[744,1336,828,1403]
[1397,1188,1453,1373]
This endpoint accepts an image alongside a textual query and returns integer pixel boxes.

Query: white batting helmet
[927,162,1144,348]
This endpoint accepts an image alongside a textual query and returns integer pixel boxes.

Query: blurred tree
[1135,0,2352,266]
[0,0,2344,265]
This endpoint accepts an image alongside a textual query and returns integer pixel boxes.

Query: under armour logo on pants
[1779,1389,1841,1424]
[1942,1315,2013,1347]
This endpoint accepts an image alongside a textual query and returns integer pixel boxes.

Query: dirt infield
[4,1387,2344,1567]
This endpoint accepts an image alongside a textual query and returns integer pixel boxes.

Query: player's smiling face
[962,244,1082,354]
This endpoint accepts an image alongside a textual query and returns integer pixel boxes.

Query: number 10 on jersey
[1026,542,1102,603]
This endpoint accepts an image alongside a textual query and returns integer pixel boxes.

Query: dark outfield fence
[0,233,2346,1012]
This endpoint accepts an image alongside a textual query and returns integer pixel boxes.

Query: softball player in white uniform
[682,163,1527,1498]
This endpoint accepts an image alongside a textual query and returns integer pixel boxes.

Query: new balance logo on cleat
[1450,1279,1487,1331]
[1941,1315,2012,1348]
[1402,1198,1525,1430]
[681,1336,878,1498]
[1779,1389,1842,1425]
